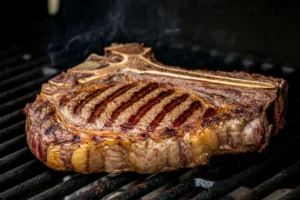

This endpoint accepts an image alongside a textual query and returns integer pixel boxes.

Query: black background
[1,0,300,67]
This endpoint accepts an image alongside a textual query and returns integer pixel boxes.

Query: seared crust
[24,43,288,174]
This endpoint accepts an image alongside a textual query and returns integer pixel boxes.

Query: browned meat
[24,43,288,174]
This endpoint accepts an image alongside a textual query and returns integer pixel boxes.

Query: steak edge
[24,43,288,174]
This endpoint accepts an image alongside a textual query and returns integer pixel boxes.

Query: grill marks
[34,101,49,114]
[41,109,55,122]
[173,101,202,127]
[88,84,136,123]
[121,89,174,133]
[59,92,81,108]
[146,94,189,132]
[73,85,113,115]
[36,100,55,122]
[105,83,159,128]
[56,81,203,133]
[58,96,69,108]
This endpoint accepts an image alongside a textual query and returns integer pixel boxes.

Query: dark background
[1,0,300,67]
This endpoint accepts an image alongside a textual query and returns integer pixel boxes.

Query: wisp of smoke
[47,0,180,65]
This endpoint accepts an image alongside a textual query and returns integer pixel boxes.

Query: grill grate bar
[0,56,48,80]
[200,156,255,180]
[0,134,26,157]
[0,109,23,129]
[28,173,105,200]
[0,160,46,192]
[71,173,142,200]
[278,184,300,200]
[0,77,49,104]
[0,90,39,116]
[0,68,44,90]
[236,161,300,200]
[0,120,25,141]
[151,179,196,200]
[0,170,68,200]
[0,49,44,69]
[111,171,186,200]
[190,141,300,200]
[0,41,53,69]
[0,147,31,173]
[0,59,70,91]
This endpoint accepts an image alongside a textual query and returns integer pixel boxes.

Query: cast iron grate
[0,42,299,200]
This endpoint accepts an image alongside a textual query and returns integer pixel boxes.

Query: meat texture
[24,43,288,174]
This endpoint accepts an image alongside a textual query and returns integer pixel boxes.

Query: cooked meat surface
[24,43,288,174]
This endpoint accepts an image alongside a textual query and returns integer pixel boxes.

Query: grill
[0,40,299,200]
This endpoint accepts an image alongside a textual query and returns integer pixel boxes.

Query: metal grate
[0,42,299,200]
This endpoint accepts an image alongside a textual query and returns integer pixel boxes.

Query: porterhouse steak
[24,43,288,174]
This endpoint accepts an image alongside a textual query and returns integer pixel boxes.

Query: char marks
[146,93,189,132]
[58,96,69,108]
[35,101,49,113]
[73,85,113,115]
[202,108,217,119]
[41,109,55,122]
[121,89,174,133]
[173,101,202,127]
[105,82,159,128]
[59,92,81,108]
[88,84,136,123]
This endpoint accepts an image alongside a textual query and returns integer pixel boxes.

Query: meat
[24,43,288,174]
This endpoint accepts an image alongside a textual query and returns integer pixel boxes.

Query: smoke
[47,0,181,65]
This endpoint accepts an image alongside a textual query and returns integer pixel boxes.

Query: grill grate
[0,42,299,200]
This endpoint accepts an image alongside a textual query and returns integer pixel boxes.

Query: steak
[24,43,288,174]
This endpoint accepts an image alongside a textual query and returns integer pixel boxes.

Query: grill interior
[0,41,299,200]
